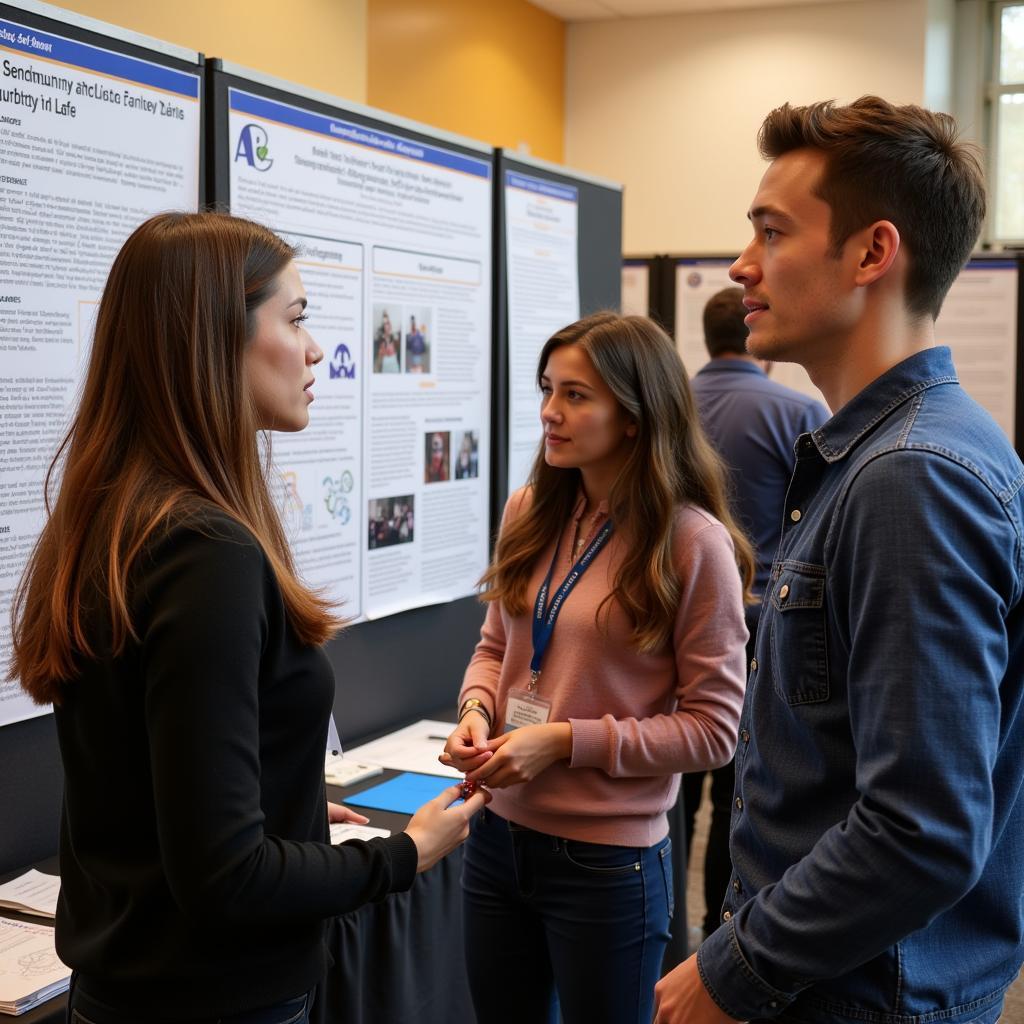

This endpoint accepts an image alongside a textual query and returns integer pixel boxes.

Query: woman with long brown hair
[10,211,485,1024]
[442,312,752,1024]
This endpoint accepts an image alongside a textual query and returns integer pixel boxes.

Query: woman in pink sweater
[442,313,753,1024]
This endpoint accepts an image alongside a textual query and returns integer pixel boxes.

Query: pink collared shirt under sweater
[460,487,748,847]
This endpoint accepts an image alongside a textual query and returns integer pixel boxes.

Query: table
[4,768,690,1022]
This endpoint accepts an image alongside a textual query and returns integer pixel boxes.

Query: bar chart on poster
[0,2,202,728]
[210,64,493,620]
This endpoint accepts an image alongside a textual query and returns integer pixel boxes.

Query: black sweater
[53,511,417,1018]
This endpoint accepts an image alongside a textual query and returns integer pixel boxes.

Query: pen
[427,734,448,741]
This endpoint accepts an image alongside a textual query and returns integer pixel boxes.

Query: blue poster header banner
[0,18,200,98]
[230,89,491,179]
[505,170,578,203]
[965,259,1019,271]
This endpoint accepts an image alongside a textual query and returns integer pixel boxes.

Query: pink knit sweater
[460,487,748,847]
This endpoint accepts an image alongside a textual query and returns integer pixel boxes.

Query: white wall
[565,0,931,254]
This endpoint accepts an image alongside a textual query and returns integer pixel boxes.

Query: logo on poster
[235,123,274,171]
[330,343,356,379]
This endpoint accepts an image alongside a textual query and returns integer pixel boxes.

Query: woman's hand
[327,801,370,825]
[467,723,572,789]
[404,784,490,873]
[439,712,493,774]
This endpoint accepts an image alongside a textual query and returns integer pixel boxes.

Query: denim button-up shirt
[698,347,1024,1024]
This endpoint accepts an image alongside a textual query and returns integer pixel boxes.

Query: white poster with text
[0,16,200,727]
[505,170,580,494]
[228,88,492,619]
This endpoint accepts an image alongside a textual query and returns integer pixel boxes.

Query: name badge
[504,689,552,731]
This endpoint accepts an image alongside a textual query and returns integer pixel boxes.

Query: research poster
[505,169,580,493]
[620,260,649,317]
[674,258,826,405]
[935,259,1018,444]
[0,14,201,727]
[227,86,492,619]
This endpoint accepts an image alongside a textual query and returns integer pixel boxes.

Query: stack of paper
[323,755,383,788]
[329,822,391,844]
[0,871,59,920]
[0,918,70,1015]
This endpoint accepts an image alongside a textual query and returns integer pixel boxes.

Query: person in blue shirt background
[655,95,1024,1024]
[682,286,828,943]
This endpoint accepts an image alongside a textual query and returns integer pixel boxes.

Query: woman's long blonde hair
[11,212,342,705]
[480,312,755,652]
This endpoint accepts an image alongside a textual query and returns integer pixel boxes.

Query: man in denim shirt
[655,96,1024,1024]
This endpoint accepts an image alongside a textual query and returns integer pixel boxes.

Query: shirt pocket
[768,563,830,706]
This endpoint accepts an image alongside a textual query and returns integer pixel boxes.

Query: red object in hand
[460,778,479,800]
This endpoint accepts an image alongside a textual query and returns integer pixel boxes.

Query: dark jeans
[68,975,313,1024]
[462,807,673,1024]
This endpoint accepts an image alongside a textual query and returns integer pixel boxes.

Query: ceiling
[528,0,872,19]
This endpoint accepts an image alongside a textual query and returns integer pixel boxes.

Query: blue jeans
[68,975,313,1024]
[462,808,673,1024]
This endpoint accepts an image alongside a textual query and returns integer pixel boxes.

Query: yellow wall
[367,0,564,162]
[40,0,368,103]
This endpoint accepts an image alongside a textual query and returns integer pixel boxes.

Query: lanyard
[530,519,614,690]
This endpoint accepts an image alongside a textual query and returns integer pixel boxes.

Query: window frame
[987,0,1024,245]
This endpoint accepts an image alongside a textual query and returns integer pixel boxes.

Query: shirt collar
[695,359,767,378]
[810,346,958,463]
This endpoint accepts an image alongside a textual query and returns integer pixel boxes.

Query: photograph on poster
[404,310,431,374]
[424,431,450,483]
[372,305,402,373]
[368,495,415,549]
[453,430,479,480]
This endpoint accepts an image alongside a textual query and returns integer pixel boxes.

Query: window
[990,2,1024,243]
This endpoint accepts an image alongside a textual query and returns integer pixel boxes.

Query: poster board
[208,62,493,621]
[0,0,203,728]
[496,151,622,515]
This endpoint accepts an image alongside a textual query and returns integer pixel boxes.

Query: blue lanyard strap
[530,519,614,688]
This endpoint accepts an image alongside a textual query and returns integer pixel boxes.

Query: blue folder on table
[346,772,457,815]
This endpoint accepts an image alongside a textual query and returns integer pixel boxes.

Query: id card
[504,689,552,731]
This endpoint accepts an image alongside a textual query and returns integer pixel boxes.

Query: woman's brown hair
[480,312,755,654]
[10,211,341,704]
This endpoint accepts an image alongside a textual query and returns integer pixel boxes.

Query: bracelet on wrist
[458,699,491,727]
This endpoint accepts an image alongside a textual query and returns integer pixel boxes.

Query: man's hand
[655,953,744,1024]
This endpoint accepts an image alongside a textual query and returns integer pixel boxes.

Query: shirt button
[750,657,758,671]
[732,878,741,893]
[790,509,802,522]
[735,796,743,810]
[741,729,750,743]
[723,910,732,922]
[779,584,789,600]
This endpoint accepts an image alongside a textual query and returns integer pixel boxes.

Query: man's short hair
[758,95,986,321]
[703,287,749,357]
